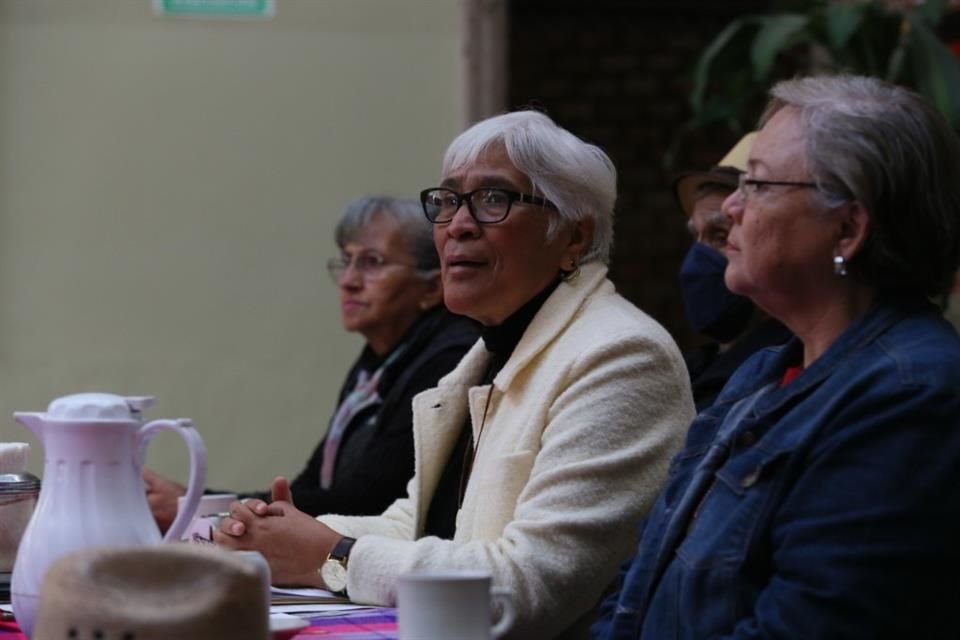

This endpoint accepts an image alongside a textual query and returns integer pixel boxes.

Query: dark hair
[762,75,960,298]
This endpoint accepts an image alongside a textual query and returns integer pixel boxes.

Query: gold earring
[561,260,580,282]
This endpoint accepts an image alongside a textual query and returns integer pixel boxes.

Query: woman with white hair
[216,111,694,638]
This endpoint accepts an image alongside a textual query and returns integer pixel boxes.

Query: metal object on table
[0,472,39,588]
[0,473,40,506]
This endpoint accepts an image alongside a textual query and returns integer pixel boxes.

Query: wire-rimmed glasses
[326,252,414,282]
[736,173,818,199]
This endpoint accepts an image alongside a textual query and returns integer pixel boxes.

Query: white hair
[441,110,616,264]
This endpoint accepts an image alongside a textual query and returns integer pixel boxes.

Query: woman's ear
[419,270,444,310]
[835,200,870,261]
[564,217,594,268]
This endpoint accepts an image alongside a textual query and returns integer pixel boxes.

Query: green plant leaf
[751,14,811,80]
[691,16,759,111]
[666,88,764,170]
[671,0,960,168]
[697,95,750,125]
[885,14,910,83]
[906,13,960,128]
[825,1,867,51]
[844,5,901,77]
[886,41,907,84]
[912,0,947,26]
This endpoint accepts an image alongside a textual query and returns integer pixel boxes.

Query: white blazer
[319,262,695,638]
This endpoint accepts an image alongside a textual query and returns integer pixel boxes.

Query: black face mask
[678,243,755,343]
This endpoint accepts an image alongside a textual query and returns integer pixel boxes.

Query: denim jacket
[594,300,960,639]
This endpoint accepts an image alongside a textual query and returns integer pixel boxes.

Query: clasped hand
[213,476,343,588]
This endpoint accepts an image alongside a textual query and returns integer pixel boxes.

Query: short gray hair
[440,110,616,265]
[335,196,439,271]
[761,75,960,298]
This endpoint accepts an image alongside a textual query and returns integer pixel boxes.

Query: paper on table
[269,586,350,605]
[271,603,373,615]
[271,586,336,598]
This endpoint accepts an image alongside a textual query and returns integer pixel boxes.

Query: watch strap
[328,536,357,563]
[321,536,357,597]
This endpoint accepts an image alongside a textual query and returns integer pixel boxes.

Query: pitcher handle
[137,418,207,542]
[490,587,515,639]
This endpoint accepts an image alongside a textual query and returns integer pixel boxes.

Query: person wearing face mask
[674,134,792,411]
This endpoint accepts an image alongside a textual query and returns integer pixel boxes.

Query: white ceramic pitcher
[9,393,207,638]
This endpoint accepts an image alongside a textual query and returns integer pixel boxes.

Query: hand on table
[214,475,343,588]
[143,468,186,534]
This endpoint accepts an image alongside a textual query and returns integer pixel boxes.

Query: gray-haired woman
[217,112,694,638]
[145,196,479,526]
[596,75,960,639]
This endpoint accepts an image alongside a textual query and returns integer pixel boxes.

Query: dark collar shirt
[684,319,792,412]
[244,307,480,516]
[422,279,560,539]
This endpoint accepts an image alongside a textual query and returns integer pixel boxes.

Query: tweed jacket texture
[318,262,695,638]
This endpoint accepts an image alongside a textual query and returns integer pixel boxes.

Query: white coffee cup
[177,493,238,543]
[397,571,515,640]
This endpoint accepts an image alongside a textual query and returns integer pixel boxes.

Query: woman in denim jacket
[595,75,960,639]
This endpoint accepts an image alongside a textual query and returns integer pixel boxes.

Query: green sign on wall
[153,0,275,18]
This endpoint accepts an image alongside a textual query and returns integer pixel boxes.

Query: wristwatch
[320,536,357,596]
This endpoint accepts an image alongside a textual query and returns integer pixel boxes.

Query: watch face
[321,560,348,593]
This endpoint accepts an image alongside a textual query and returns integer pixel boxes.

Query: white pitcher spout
[13,412,46,440]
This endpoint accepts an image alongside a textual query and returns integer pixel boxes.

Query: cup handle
[490,587,515,639]
[137,418,208,542]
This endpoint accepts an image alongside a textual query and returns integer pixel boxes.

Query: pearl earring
[833,255,848,277]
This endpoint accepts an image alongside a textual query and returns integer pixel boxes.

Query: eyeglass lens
[327,253,386,280]
[422,188,514,224]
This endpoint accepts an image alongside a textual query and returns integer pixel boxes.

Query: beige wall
[0,0,464,492]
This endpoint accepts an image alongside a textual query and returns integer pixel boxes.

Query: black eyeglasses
[420,187,557,224]
[737,174,818,199]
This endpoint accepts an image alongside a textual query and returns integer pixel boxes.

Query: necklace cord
[457,381,495,508]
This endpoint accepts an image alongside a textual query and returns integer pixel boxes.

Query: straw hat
[673,132,756,217]
[33,544,269,640]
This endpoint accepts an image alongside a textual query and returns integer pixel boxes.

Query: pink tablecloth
[0,620,24,639]
[0,608,398,640]
[301,609,397,638]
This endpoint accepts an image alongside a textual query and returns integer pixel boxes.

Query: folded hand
[213,476,342,587]
[143,468,186,534]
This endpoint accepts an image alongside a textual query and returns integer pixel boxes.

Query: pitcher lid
[46,393,155,421]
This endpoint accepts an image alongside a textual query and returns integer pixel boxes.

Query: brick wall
[508,1,767,350]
